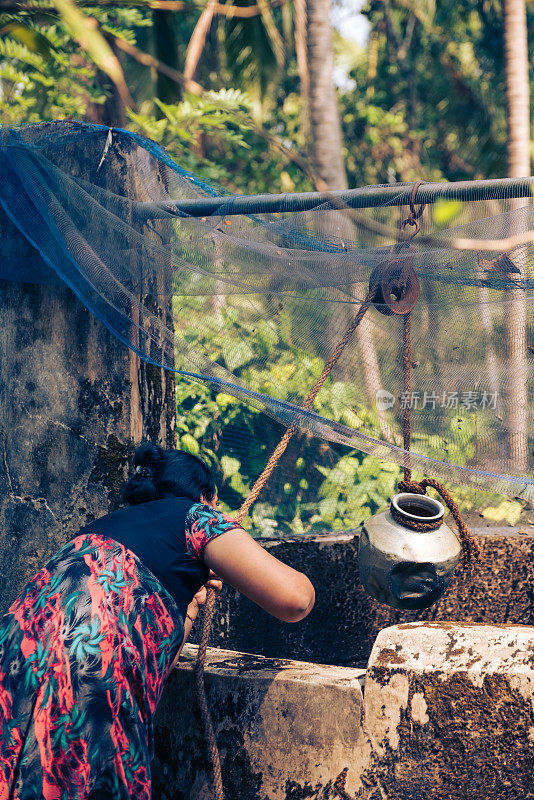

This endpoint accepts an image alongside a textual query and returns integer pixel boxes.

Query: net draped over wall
[1,121,534,528]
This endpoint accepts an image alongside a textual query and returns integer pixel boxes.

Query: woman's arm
[169,524,315,671]
[201,528,315,624]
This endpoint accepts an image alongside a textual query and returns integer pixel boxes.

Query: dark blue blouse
[77,496,242,616]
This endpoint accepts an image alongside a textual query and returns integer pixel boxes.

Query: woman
[0,443,315,800]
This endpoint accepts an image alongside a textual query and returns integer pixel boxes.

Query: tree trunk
[294,0,309,140]
[86,40,127,128]
[0,123,175,613]
[307,0,347,191]
[153,9,182,106]
[503,0,530,472]
[306,0,385,434]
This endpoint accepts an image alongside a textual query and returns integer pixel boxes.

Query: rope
[390,502,441,532]
[193,184,478,797]
[396,198,481,568]
[193,587,223,799]
[397,477,482,565]
[193,290,374,799]
[401,313,412,482]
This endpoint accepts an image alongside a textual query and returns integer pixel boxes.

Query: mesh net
[1,120,534,532]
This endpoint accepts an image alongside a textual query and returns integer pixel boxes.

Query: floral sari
[0,533,183,800]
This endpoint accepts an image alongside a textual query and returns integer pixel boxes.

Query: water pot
[358,492,462,610]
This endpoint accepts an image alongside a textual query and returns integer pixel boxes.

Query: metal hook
[401,180,426,237]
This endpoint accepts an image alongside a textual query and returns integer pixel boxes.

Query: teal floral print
[185,503,243,560]
[0,533,184,800]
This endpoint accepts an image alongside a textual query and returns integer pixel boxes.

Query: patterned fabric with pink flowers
[0,533,183,800]
[184,503,244,561]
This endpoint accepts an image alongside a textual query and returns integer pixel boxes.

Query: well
[162,528,534,799]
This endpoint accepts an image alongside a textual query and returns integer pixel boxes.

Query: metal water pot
[358,493,462,610]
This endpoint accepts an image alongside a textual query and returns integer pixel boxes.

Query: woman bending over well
[0,443,315,800]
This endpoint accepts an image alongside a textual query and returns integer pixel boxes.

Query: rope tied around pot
[395,477,481,566]
[389,497,442,533]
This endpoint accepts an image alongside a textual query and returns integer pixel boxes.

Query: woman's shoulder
[77,496,196,541]
[184,503,244,559]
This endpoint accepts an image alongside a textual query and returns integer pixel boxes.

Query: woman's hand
[169,573,224,673]
[185,571,223,624]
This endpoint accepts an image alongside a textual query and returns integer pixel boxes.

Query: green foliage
[481,499,523,525]
[339,0,530,184]
[174,364,406,536]
[172,285,533,535]
[175,354,530,535]
[312,456,400,530]
[3,0,533,537]
[173,294,391,534]
[54,0,131,106]
[432,199,463,228]
[0,18,104,124]
[127,89,255,184]
[0,2,309,194]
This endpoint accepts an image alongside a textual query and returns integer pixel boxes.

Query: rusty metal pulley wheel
[369,259,420,316]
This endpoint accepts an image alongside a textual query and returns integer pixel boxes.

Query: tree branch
[183,0,216,84]
[0,0,287,18]
[113,34,203,93]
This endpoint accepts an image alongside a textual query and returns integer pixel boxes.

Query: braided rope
[401,313,412,482]
[390,502,441,532]
[193,291,374,799]
[397,477,481,566]
[398,294,481,568]
[193,588,223,798]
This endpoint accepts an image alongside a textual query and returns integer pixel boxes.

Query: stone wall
[0,123,175,613]
[362,623,534,800]
[155,623,534,800]
[190,527,534,666]
[154,646,366,800]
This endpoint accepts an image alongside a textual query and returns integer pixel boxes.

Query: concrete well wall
[155,623,534,800]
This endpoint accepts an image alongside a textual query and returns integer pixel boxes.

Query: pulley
[369,257,420,316]
[358,493,462,610]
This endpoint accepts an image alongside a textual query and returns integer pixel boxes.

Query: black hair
[122,442,216,506]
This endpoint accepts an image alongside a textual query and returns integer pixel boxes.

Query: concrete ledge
[190,528,534,666]
[155,624,534,800]
[152,644,366,800]
[363,623,534,800]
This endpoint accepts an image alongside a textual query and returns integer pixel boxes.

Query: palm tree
[503,0,530,473]
[306,0,387,432]
[307,0,347,190]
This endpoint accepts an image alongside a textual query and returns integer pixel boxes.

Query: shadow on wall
[153,649,290,800]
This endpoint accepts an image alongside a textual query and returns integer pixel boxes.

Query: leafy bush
[174,297,530,536]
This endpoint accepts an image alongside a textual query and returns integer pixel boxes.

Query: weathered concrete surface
[190,528,534,667]
[363,623,534,800]
[156,625,534,800]
[0,122,175,613]
[153,644,367,800]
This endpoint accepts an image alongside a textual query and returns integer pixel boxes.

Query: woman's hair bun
[133,442,165,474]
[122,440,216,507]
[122,442,164,506]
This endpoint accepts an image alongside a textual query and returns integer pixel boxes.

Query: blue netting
[1,119,534,511]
